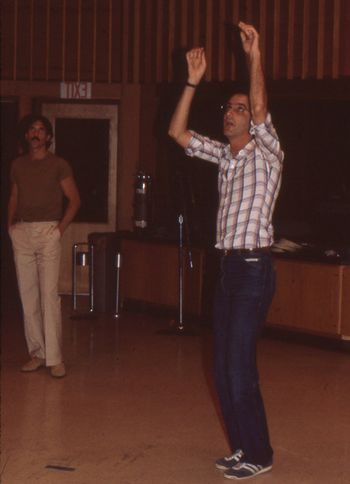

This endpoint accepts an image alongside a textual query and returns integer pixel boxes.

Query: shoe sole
[224,465,272,480]
[21,364,45,372]
[50,369,66,378]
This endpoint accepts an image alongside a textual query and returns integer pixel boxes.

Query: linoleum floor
[1,296,350,484]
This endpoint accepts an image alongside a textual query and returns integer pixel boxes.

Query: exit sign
[60,82,92,99]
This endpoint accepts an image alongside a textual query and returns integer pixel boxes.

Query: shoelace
[226,449,244,462]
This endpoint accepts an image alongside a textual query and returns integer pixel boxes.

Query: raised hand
[238,21,260,56]
[186,48,207,85]
[238,21,266,124]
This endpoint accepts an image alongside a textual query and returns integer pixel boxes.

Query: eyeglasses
[220,103,249,114]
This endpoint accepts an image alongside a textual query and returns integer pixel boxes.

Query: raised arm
[239,22,267,124]
[168,48,206,148]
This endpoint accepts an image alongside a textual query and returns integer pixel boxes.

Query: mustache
[31,136,40,141]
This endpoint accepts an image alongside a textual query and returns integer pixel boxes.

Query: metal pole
[157,214,197,336]
[89,244,94,312]
[72,243,78,311]
[178,214,184,330]
[114,252,121,318]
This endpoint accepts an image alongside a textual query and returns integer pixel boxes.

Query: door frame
[40,100,119,294]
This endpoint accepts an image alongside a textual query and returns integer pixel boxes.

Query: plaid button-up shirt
[185,113,284,250]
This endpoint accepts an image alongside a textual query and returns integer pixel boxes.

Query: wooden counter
[340,266,350,340]
[267,259,350,340]
[116,235,350,339]
[119,237,205,316]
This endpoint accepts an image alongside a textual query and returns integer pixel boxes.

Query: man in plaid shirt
[169,22,284,480]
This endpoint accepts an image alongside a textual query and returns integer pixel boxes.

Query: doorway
[41,103,118,294]
[1,98,20,309]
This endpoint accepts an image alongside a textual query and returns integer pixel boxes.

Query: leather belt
[223,247,271,256]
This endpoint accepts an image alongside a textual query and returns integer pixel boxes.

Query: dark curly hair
[18,114,53,152]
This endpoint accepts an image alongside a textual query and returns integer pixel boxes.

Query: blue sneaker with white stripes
[215,449,244,470]
[224,461,272,480]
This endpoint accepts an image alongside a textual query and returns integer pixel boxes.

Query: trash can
[87,232,120,313]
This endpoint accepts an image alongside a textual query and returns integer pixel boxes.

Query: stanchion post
[89,244,94,312]
[72,243,78,311]
[114,252,121,318]
[178,214,184,330]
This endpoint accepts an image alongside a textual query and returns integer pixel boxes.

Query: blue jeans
[213,251,275,466]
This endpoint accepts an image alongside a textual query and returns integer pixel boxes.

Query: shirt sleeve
[249,113,284,166]
[185,131,225,165]
[58,157,74,181]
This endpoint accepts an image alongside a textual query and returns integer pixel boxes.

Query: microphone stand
[157,170,197,336]
[176,214,185,331]
[157,213,197,336]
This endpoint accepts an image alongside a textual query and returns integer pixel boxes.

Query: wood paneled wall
[1,0,349,83]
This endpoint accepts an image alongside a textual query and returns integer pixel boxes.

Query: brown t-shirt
[10,152,73,222]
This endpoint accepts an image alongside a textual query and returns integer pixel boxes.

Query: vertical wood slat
[259,0,267,74]
[2,0,349,83]
[230,0,240,81]
[46,0,50,80]
[133,0,141,83]
[272,0,281,80]
[156,0,163,82]
[246,0,253,23]
[193,0,200,47]
[287,0,295,79]
[217,0,226,81]
[143,0,153,83]
[180,0,188,47]
[168,0,176,81]
[122,0,129,83]
[302,0,310,79]
[77,0,82,82]
[205,0,213,81]
[13,0,18,80]
[108,0,112,83]
[92,0,97,82]
[317,0,325,79]
[332,0,341,78]
[62,0,66,81]
[30,0,34,80]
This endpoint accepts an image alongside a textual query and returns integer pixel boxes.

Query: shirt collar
[223,136,256,161]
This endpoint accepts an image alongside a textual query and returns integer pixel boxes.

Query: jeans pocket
[243,255,270,276]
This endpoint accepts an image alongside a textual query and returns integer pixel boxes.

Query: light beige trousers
[10,221,62,366]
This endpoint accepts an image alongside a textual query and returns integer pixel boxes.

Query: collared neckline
[223,137,256,161]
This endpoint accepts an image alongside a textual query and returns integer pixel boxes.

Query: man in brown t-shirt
[8,114,81,378]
